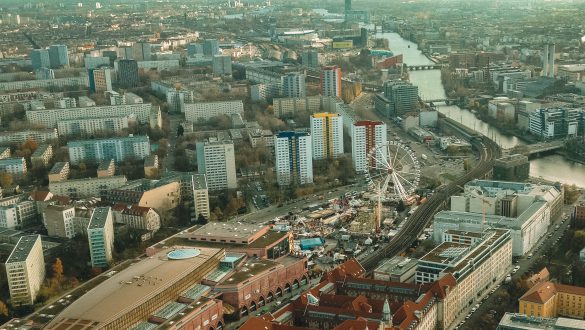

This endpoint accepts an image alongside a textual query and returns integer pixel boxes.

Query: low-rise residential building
[0,129,58,146]
[0,157,27,175]
[87,207,114,268]
[103,180,180,213]
[97,159,115,178]
[184,100,244,122]
[48,162,70,182]
[247,129,274,148]
[49,176,128,198]
[31,144,53,168]
[112,204,161,233]
[5,235,45,306]
[0,147,11,159]
[143,155,159,178]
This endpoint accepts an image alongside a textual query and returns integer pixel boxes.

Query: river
[376,32,585,187]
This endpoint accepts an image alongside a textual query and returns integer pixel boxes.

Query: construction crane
[23,31,41,49]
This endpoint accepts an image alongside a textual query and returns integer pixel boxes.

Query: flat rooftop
[6,235,40,263]
[222,258,279,284]
[45,246,223,329]
[374,256,418,275]
[88,207,111,230]
[190,222,268,241]
[50,162,68,174]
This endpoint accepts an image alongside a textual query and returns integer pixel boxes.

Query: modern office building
[88,67,112,93]
[498,312,585,330]
[35,67,55,80]
[132,41,151,61]
[281,72,306,98]
[528,108,585,140]
[212,55,232,75]
[87,207,114,268]
[434,180,563,256]
[301,50,321,68]
[274,131,313,186]
[351,120,387,173]
[48,44,69,68]
[310,112,344,160]
[493,154,530,181]
[67,135,150,164]
[5,235,45,306]
[373,256,418,283]
[187,43,204,57]
[0,157,27,174]
[30,49,50,70]
[203,39,220,56]
[184,100,244,122]
[321,66,342,97]
[381,80,419,116]
[519,281,585,319]
[84,56,110,70]
[196,140,237,191]
[166,89,194,113]
[117,59,139,88]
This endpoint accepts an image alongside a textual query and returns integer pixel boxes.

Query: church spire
[382,296,392,325]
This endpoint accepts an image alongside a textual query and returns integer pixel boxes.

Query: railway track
[360,136,500,271]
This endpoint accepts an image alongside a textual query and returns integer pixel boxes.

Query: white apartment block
[0,207,18,229]
[0,129,57,146]
[321,66,342,97]
[274,131,313,186]
[57,116,129,136]
[5,235,45,306]
[67,135,150,165]
[192,174,210,220]
[310,113,344,160]
[0,158,27,175]
[135,60,180,71]
[0,76,88,93]
[31,144,53,167]
[49,176,128,198]
[87,207,114,268]
[26,103,158,128]
[196,140,237,191]
[281,72,306,98]
[48,162,70,182]
[43,205,76,238]
[184,100,244,122]
[351,121,387,173]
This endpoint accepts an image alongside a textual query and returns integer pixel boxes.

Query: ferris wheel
[365,140,421,202]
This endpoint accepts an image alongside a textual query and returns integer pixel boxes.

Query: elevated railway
[359,136,500,272]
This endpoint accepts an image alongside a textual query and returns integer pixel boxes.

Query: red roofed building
[111,203,161,233]
[519,281,585,319]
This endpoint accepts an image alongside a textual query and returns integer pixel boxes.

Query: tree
[197,213,208,225]
[0,172,13,187]
[52,258,64,284]
[0,300,8,317]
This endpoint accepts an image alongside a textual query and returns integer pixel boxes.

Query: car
[465,314,471,319]
[512,269,518,274]
[471,307,477,313]
[514,266,520,271]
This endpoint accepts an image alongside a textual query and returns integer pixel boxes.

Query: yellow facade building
[519,281,585,319]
